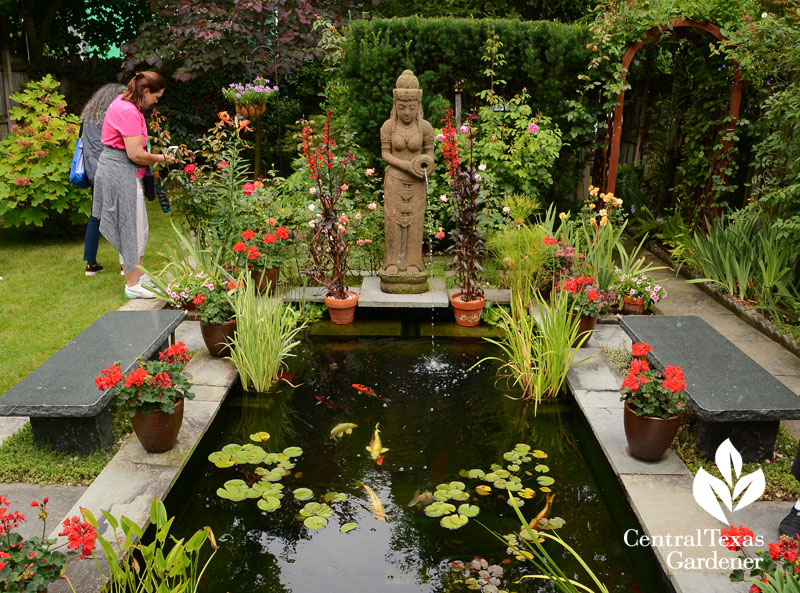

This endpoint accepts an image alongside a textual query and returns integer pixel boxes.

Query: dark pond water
[167,335,667,593]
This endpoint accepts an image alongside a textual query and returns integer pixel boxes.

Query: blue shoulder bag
[69,123,89,188]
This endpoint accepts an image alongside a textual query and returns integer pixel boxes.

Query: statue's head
[392,70,422,124]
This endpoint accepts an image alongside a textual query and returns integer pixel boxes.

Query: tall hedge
[338,18,600,203]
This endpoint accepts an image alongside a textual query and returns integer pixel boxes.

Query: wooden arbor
[604,19,743,195]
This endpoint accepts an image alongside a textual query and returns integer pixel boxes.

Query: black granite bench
[0,310,185,455]
[620,316,800,462]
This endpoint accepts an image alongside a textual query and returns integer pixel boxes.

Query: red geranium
[247,246,260,260]
[124,367,149,388]
[95,364,123,391]
[631,342,654,358]
[542,236,558,246]
[242,229,255,241]
[233,241,247,253]
[275,226,290,240]
[184,163,196,176]
[159,342,190,365]
[263,233,276,244]
[720,525,755,551]
[59,516,98,559]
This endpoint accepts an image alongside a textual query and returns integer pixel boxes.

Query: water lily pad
[489,463,503,472]
[207,452,234,468]
[263,453,279,465]
[458,504,479,517]
[467,469,485,479]
[300,502,322,517]
[277,460,296,470]
[494,469,510,479]
[507,464,520,472]
[537,476,555,487]
[257,496,282,512]
[283,446,303,457]
[502,451,517,461]
[233,444,266,464]
[448,481,466,491]
[540,487,552,493]
[317,504,334,518]
[303,516,328,530]
[506,482,522,492]
[520,456,531,463]
[441,514,469,530]
[535,464,549,473]
[514,444,531,454]
[323,492,347,504]
[340,522,358,533]
[448,490,470,501]
[216,479,250,501]
[475,485,491,496]
[531,450,547,459]
[507,498,524,508]
[424,502,456,517]
[293,488,314,501]
[483,473,498,483]
[544,517,565,529]
[221,444,242,454]
[518,488,536,499]
[250,432,270,442]
[434,490,450,502]
[260,468,288,482]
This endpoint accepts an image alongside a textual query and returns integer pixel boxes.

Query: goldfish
[407,490,434,508]
[352,384,389,403]
[522,492,555,533]
[365,422,389,465]
[356,481,385,520]
[330,422,358,439]
[314,395,346,410]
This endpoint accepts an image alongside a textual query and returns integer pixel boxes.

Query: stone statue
[378,70,435,294]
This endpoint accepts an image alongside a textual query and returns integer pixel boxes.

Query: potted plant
[619,342,687,461]
[227,278,305,395]
[556,275,614,341]
[0,496,96,593]
[193,279,238,357]
[222,77,277,120]
[441,109,487,326]
[95,342,195,453]
[232,224,291,296]
[615,272,667,314]
[300,111,358,324]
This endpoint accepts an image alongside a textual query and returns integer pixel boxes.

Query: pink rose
[242,182,255,194]
[365,168,375,176]
[367,202,377,210]
[528,122,539,134]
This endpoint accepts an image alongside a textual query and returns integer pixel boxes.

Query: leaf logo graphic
[692,439,765,524]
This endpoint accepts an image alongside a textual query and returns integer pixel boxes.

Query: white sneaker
[124,281,156,299]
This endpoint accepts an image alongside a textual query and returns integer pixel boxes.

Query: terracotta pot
[450,292,486,327]
[568,312,597,346]
[623,402,682,462]
[325,291,359,325]
[235,103,266,119]
[622,296,646,315]
[200,319,236,357]
[131,399,184,453]
[250,267,280,296]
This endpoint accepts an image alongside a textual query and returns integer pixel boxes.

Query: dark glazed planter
[251,267,280,296]
[131,399,184,453]
[325,291,359,325]
[200,319,236,357]
[622,296,646,315]
[568,313,597,346]
[623,402,682,462]
[450,293,486,327]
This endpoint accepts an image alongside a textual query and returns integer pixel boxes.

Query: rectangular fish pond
[166,332,670,593]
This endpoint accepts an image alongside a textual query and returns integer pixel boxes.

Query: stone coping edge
[647,240,800,359]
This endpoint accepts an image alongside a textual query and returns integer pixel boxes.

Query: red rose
[242,182,255,195]
[218,160,228,169]
[184,164,196,175]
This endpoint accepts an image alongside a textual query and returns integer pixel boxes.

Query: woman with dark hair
[93,71,176,299]
[81,82,126,276]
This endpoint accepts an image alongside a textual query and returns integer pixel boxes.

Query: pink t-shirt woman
[101,95,148,178]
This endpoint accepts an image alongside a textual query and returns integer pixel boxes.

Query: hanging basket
[235,103,266,119]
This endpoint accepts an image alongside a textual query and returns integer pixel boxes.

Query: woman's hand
[161,153,176,165]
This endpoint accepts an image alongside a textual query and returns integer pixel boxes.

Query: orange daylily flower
[218,111,232,125]
[238,118,253,133]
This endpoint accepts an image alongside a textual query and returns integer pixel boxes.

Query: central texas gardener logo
[692,439,766,524]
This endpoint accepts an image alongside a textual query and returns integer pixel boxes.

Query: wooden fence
[0,51,29,139]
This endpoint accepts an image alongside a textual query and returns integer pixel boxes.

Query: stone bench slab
[0,310,184,418]
[620,316,800,422]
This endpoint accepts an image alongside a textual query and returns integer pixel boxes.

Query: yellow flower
[615,197,623,206]
[599,208,607,216]
[600,215,609,227]
[589,186,599,197]
[588,203,596,210]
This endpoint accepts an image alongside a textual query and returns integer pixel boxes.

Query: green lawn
[0,200,176,396]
